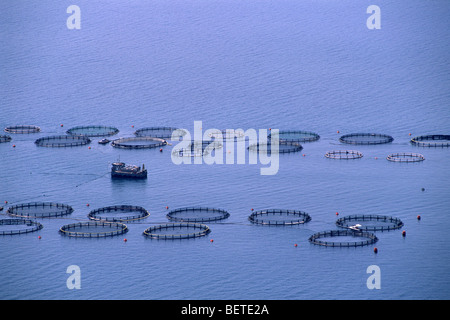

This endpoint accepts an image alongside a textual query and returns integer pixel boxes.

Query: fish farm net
[0,218,43,235]
[308,230,378,247]
[166,207,230,222]
[248,141,303,154]
[143,223,211,240]
[134,127,187,140]
[4,125,41,134]
[172,141,223,157]
[59,221,128,238]
[411,135,450,147]
[268,130,320,143]
[66,125,119,137]
[6,202,74,218]
[336,215,404,231]
[111,137,167,149]
[207,129,245,141]
[339,133,394,145]
[325,150,363,160]
[248,209,311,225]
[88,205,150,222]
[35,135,91,147]
[387,153,425,162]
[0,135,12,143]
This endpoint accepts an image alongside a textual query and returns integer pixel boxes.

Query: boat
[111,162,147,179]
[98,138,110,144]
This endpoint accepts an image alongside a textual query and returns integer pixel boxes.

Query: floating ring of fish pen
[66,125,119,137]
[134,127,187,140]
[171,141,222,157]
[143,223,211,240]
[268,130,320,143]
[88,205,150,222]
[59,221,128,238]
[167,206,230,223]
[111,137,167,149]
[386,152,425,162]
[207,129,245,141]
[0,135,12,143]
[4,125,41,134]
[0,219,43,235]
[6,202,74,218]
[325,150,363,160]
[35,135,91,147]
[339,133,394,145]
[248,141,303,154]
[410,135,450,147]
[248,209,311,225]
[308,230,378,247]
[336,214,404,232]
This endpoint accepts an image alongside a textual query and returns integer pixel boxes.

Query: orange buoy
[294,243,298,247]
[159,148,163,152]
[166,206,169,210]
[302,154,306,157]
[335,212,339,216]
[123,238,127,242]
[210,239,214,243]
[409,133,412,136]
[373,247,378,253]
[402,230,406,237]
[337,130,340,133]
[417,215,421,220]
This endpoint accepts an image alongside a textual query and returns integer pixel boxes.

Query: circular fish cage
[248,140,303,154]
[6,202,74,218]
[387,153,425,162]
[0,135,12,143]
[0,218,43,235]
[4,125,41,134]
[143,223,211,240]
[171,141,223,157]
[66,125,119,137]
[167,206,230,223]
[336,214,404,231]
[325,150,363,160]
[59,221,128,238]
[134,127,187,140]
[111,137,167,149]
[207,129,245,141]
[411,135,450,147]
[308,230,378,247]
[339,133,394,145]
[248,209,311,225]
[268,130,320,143]
[88,205,150,222]
[35,135,91,147]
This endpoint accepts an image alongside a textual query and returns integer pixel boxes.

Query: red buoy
[417,215,421,220]
[38,236,42,240]
[335,212,339,216]
[166,206,169,210]
[86,203,90,207]
[337,130,340,133]
[60,124,64,127]
[374,247,378,253]
[251,208,254,211]
[123,238,127,242]
[210,239,214,243]
[294,243,298,247]
[402,230,406,237]
[159,148,163,152]
[12,145,16,148]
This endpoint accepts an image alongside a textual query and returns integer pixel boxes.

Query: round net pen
[411,135,450,147]
[111,137,167,149]
[134,127,187,140]
[249,209,311,225]
[172,141,222,157]
[325,150,363,160]
[308,230,378,247]
[59,221,128,238]
[387,153,425,162]
[66,125,119,137]
[6,202,74,218]
[4,125,41,134]
[88,205,150,222]
[336,214,404,231]
[35,135,91,147]
[268,130,320,143]
[143,223,211,240]
[0,135,12,143]
[0,219,43,235]
[339,133,394,145]
[207,129,245,141]
[167,207,230,223]
[248,140,303,154]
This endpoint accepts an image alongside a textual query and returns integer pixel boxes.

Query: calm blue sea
[1,0,449,300]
